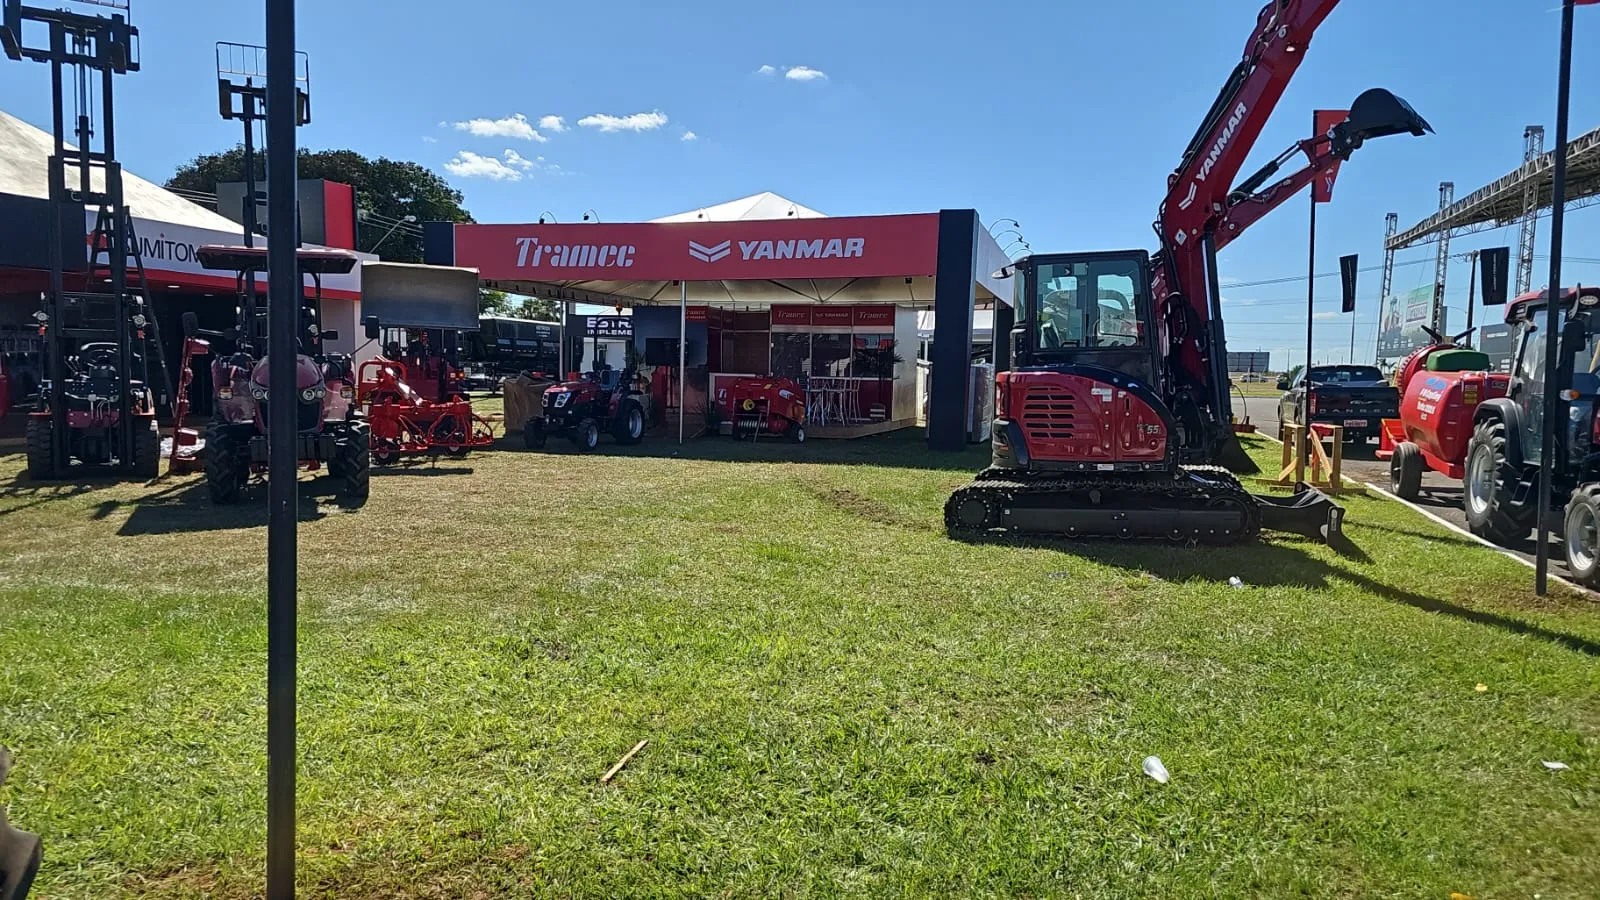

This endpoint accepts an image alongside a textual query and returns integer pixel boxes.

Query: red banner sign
[812,307,853,327]
[770,305,811,326]
[686,305,708,323]
[452,213,941,283]
[853,305,894,328]
[1313,109,1350,203]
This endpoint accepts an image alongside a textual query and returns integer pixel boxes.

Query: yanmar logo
[688,239,731,263]
[1178,101,1248,211]
[514,237,634,269]
[689,236,866,263]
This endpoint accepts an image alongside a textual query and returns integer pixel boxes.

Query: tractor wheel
[613,401,645,445]
[572,418,600,453]
[1463,418,1534,545]
[523,418,547,450]
[790,423,806,443]
[1563,485,1600,588]
[1389,441,1423,501]
[339,421,371,503]
[131,417,161,479]
[25,415,55,481]
[204,423,245,505]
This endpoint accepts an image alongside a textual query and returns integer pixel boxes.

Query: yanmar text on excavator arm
[944,0,1431,545]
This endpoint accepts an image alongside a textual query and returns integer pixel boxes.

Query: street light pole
[1535,0,1579,596]
[264,0,299,896]
[365,214,417,255]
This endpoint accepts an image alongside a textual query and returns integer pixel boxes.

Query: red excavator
[946,0,1432,544]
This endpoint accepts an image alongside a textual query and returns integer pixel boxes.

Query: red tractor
[357,356,495,463]
[716,377,807,442]
[944,0,1431,544]
[523,366,650,452]
[191,245,374,504]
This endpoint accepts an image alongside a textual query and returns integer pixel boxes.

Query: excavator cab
[993,249,1177,475]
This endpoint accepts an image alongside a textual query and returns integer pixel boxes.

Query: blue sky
[1,0,1597,367]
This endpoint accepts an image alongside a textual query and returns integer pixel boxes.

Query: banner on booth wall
[853,305,894,328]
[686,305,709,323]
[770,305,812,328]
[811,306,853,330]
[452,213,941,283]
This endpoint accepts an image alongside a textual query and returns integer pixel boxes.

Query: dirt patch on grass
[796,481,936,532]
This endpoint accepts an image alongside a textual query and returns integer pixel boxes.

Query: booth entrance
[424,194,1015,448]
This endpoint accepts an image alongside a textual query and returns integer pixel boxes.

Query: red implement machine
[1377,327,1508,498]
[716,377,807,442]
[943,0,1430,544]
[166,331,212,473]
[357,357,495,463]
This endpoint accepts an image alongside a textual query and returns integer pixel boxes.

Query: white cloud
[502,149,536,171]
[421,135,438,144]
[538,115,568,133]
[577,110,668,133]
[1312,311,1340,320]
[1220,296,1258,307]
[756,64,777,76]
[681,130,698,142]
[785,65,828,81]
[443,150,526,181]
[453,113,548,142]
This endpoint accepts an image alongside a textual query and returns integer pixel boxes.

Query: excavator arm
[1149,0,1429,465]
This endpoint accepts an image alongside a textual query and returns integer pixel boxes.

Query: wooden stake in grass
[601,739,649,784]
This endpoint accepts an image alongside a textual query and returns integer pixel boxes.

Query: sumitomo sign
[85,210,369,298]
[452,214,940,283]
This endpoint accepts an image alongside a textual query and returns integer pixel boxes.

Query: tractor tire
[613,401,645,445]
[523,418,547,450]
[132,417,161,479]
[1463,418,1535,545]
[571,418,600,453]
[204,423,245,505]
[24,415,55,481]
[339,421,371,503]
[1389,441,1423,501]
[790,423,806,443]
[1562,484,1600,588]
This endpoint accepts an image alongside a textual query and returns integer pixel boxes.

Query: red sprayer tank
[1388,342,1507,479]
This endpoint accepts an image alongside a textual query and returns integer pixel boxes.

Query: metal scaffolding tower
[1431,182,1454,331]
[1379,212,1399,306]
[1516,125,1546,294]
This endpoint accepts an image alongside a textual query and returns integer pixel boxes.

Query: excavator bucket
[1212,427,1261,475]
[1339,88,1433,145]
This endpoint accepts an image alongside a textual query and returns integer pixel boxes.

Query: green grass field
[1,432,1597,898]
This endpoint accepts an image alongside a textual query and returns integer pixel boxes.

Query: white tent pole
[679,280,687,444]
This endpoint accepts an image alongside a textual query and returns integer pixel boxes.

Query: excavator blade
[1212,427,1261,475]
[1255,484,1345,543]
[1341,88,1433,143]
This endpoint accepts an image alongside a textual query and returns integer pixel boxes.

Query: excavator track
[944,466,1261,545]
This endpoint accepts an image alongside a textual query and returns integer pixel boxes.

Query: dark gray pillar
[422,221,455,266]
[992,303,1014,373]
[927,209,979,451]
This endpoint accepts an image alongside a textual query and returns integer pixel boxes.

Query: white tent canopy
[649,191,825,223]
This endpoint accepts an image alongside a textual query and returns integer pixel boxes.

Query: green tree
[166,146,473,263]
[513,297,561,322]
[1285,363,1304,385]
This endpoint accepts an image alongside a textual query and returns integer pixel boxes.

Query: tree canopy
[165,147,473,264]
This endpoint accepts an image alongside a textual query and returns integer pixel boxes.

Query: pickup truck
[1277,364,1399,444]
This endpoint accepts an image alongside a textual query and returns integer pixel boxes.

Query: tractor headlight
[554,391,572,407]
[339,385,354,401]
[218,387,233,400]
[300,386,327,403]
[251,386,268,401]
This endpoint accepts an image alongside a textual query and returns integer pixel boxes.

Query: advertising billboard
[1376,284,1440,360]
[1226,351,1272,373]
[1478,323,1516,373]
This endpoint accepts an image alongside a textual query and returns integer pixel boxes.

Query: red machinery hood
[252,355,325,390]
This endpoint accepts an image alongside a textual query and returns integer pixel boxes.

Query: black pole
[265,0,299,896]
[1466,250,1478,340]
[1302,177,1317,466]
[243,89,260,342]
[1536,0,1577,597]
